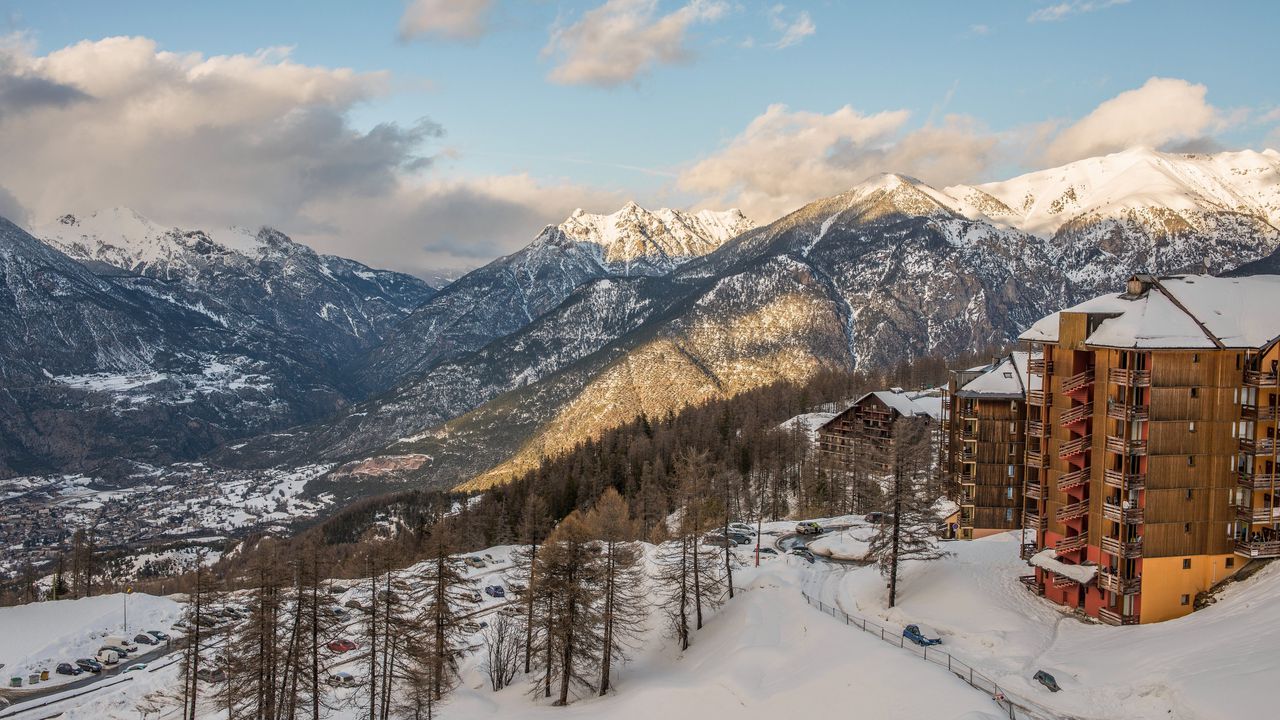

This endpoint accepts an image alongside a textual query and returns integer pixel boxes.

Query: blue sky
[2,1,1278,273]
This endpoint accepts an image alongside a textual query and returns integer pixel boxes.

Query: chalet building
[818,389,942,471]
[944,353,1029,539]
[1019,274,1280,625]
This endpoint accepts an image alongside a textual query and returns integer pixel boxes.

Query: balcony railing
[1055,533,1088,553]
[1028,358,1053,374]
[1059,435,1093,459]
[1061,368,1095,393]
[959,493,975,506]
[1106,400,1150,422]
[1241,404,1279,422]
[1097,570,1142,595]
[1236,505,1280,524]
[1235,470,1280,490]
[1056,499,1090,522]
[1019,574,1044,595]
[1103,469,1146,490]
[1058,466,1090,491]
[959,449,977,462]
[1098,607,1139,626]
[1102,502,1144,524]
[1026,449,1049,468]
[1105,436,1147,456]
[1059,403,1092,426]
[1235,540,1280,558]
[1019,543,1038,561]
[1108,368,1151,387]
[1240,437,1278,455]
[1100,535,1143,559]
[1050,573,1079,588]
[1027,390,1050,406]
[1023,512,1045,531]
[1026,420,1047,438]
[1024,482,1043,500]
[958,410,979,422]
[1244,369,1280,388]
[959,429,978,441]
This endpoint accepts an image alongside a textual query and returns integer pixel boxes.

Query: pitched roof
[955,351,1029,399]
[1018,274,1280,350]
[852,389,943,420]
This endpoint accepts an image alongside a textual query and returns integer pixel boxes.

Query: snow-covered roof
[955,351,1028,399]
[853,389,943,420]
[1019,274,1280,350]
[1028,548,1098,585]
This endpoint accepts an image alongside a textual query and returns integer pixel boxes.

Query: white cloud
[768,6,815,49]
[0,35,619,275]
[543,0,729,87]
[677,104,998,221]
[1028,0,1129,23]
[398,0,494,41]
[968,23,991,36]
[1042,77,1222,165]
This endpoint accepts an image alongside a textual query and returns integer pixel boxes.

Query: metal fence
[799,590,1071,720]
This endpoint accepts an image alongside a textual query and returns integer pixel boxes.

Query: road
[0,638,179,713]
[775,523,869,566]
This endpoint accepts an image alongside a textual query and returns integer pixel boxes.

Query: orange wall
[1140,554,1243,622]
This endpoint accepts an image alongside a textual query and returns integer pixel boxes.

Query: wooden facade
[1021,275,1280,624]
[944,356,1026,538]
[819,390,941,473]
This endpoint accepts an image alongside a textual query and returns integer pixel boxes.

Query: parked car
[196,667,227,683]
[757,547,778,555]
[75,658,102,674]
[789,548,815,563]
[465,557,486,569]
[727,532,753,545]
[327,639,358,653]
[145,630,170,642]
[1033,670,1061,692]
[903,624,941,646]
[105,636,138,652]
[465,590,483,603]
[795,521,824,535]
[485,585,505,598]
[96,649,120,666]
[345,599,364,610]
[100,644,130,659]
[56,663,82,676]
[704,535,736,548]
[327,671,357,687]
[329,585,348,594]
[728,523,757,535]
[125,663,148,672]
[864,512,883,523]
[462,622,482,633]
[134,633,158,646]
[507,581,526,593]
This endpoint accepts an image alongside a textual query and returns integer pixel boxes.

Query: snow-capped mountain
[357,203,752,391]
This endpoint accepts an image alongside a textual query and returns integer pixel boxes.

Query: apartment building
[818,389,942,471]
[944,353,1028,539]
[1019,274,1280,624]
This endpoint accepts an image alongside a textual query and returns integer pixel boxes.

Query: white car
[96,649,119,666]
[328,671,358,687]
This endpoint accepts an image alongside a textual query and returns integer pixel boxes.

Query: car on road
[75,658,102,674]
[328,671,357,687]
[146,630,171,642]
[465,556,486,569]
[903,624,941,646]
[727,532,753,545]
[125,663,148,672]
[728,523,757,535]
[96,649,120,666]
[789,548,815,563]
[327,639,358,653]
[1033,670,1061,692]
[485,585,505,598]
[56,662,83,676]
[795,521,824,535]
[135,632,159,646]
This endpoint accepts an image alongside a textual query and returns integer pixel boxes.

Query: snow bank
[806,525,875,561]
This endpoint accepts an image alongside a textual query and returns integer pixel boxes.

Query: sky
[1,0,1278,276]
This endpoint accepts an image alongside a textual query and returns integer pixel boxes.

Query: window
[1186,489,1194,500]
[1184,522,1192,533]
[1010,421,1016,433]
[1007,486,1015,499]
[1005,508,1014,521]
[1189,421,1196,433]
[1188,455,1196,467]
[1193,353,1199,363]
[1180,594,1191,606]
[1008,464,1015,477]
[1190,387,1200,399]
[1182,558,1192,569]
[1226,557,1235,568]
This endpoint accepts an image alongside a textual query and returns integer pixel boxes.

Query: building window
[1182,558,1192,569]
[1190,387,1200,399]
[1184,522,1192,533]
[1186,489,1194,500]
[1188,456,1196,467]
[1008,465,1015,477]
[1007,486,1015,499]
[1006,508,1014,521]
[1180,594,1191,606]
[1010,421,1016,433]
[1189,421,1196,433]
[1193,353,1199,363]
[1226,557,1235,568]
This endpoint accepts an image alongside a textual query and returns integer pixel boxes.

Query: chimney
[1125,274,1156,298]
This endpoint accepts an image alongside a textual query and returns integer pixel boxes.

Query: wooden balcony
[1059,435,1092,459]
[1097,570,1142,595]
[1026,420,1047,438]
[1235,470,1280,490]
[1058,466,1090,491]
[959,428,978,441]
[1055,533,1088,553]
[1241,404,1279,421]
[959,493,975,506]
[1108,368,1151,387]
[1240,437,1278,455]
[1061,368,1095,393]
[1236,505,1280,524]
[959,448,977,462]
[1235,540,1280,558]
[1105,436,1147,456]
[1056,499,1090,522]
[1028,358,1053,374]
[1100,535,1143,559]
[1023,512,1045,531]
[1050,573,1079,588]
[1106,400,1149,422]
[1019,543,1039,561]
[1102,502,1144,524]
[1244,369,1280,388]
[958,410,979,422]
[1027,390,1050,406]
[1024,482,1043,500]
[1059,403,1092,426]
[1103,469,1146,490]
[1019,574,1044,595]
[1098,607,1139,626]
[1026,448,1049,468]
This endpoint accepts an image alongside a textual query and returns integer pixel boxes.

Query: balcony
[1019,543,1038,561]
[1097,570,1142,595]
[1103,469,1146,490]
[959,428,978,441]
[1056,533,1088,553]
[1058,466,1090,491]
[1026,448,1049,468]
[1056,499,1090,522]
[1240,437,1278,455]
[1027,390,1050,406]
[1050,573,1079,589]
[1236,505,1280,524]
[1059,435,1093,459]
[1241,404,1279,422]
[959,493,975,506]
[1100,535,1143,559]
[1235,470,1280,490]
[1244,369,1280,388]
[1105,436,1147,456]
[1059,403,1093,426]
[1026,420,1047,438]
[1028,358,1053,374]
[1061,368,1095,393]
[1023,512,1045,531]
[1024,482,1043,500]
[1108,368,1151,387]
[1019,574,1045,595]
[958,410,979,422]
[1102,502,1144,524]
[959,448,977,463]
[1235,540,1280,558]
[1106,400,1150,422]
[1098,607,1139,626]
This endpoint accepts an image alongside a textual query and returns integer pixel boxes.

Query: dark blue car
[485,585,505,598]
[903,624,941,646]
